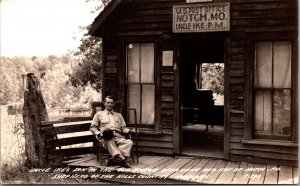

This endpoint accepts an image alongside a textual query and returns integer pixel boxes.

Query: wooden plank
[137,146,173,154]
[137,156,166,166]
[293,168,299,184]
[231,162,253,184]
[231,2,291,10]
[230,154,297,167]
[264,165,279,184]
[48,147,94,159]
[47,135,95,148]
[191,159,218,183]
[63,154,95,164]
[230,149,298,161]
[278,166,294,184]
[133,141,173,148]
[202,160,228,184]
[71,159,100,167]
[230,142,298,154]
[41,120,92,126]
[168,159,200,180]
[145,158,177,175]
[248,164,267,184]
[180,159,209,181]
[68,156,97,166]
[152,158,191,178]
[135,157,171,174]
[42,123,91,135]
[215,161,240,184]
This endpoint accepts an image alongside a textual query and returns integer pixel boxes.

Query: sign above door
[173,2,230,33]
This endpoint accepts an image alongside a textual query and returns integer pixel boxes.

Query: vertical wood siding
[99,0,298,164]
[228,0,298,166]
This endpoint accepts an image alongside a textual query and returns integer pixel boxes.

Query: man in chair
[90,96,137,168]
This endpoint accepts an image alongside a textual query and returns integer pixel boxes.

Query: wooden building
[89,0,298,166]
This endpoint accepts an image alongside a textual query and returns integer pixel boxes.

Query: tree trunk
[22,73,48,166]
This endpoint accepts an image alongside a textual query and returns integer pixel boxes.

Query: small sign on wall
[173,2,230,33]
[162,51,173,66]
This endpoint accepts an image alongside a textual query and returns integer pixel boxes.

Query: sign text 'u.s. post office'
[173,2,230,33]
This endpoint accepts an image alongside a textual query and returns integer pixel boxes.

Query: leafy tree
[201,63,224,95]
[0,0,110,106]
[0,55,100,108]
[69,0,111,92]
[70,35,103,91]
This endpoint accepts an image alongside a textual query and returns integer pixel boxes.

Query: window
[254,41,292,140]
[126,43,155,126]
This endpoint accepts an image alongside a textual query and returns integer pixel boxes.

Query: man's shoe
[114,154,125,163]
[121,159,131,168]
[107,158,114,166]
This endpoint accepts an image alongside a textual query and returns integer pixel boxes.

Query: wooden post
[22,73,48,166]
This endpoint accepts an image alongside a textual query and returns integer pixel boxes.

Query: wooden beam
[41,123,91,135]
[46,135,95,149]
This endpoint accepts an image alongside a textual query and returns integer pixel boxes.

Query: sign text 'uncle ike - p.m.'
[173,2,230,33]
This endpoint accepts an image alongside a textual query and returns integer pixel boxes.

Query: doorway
[180,38,225,158]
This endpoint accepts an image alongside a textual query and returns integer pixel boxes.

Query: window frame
[244,35,298,143]
[254,41,292,140]
[123,40,160,130]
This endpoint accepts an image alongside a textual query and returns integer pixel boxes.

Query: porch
[64,154,298,184]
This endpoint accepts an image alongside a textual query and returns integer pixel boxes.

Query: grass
[0,107,101,184]
[1,108,26,184]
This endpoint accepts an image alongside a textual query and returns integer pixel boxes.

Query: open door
[179,38,225,158]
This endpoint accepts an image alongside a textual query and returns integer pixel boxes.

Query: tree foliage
[201,63,224,95]
[0,55,100,108]
[1,0,111,107]
[69,0,111,92]
[70,36,103,91]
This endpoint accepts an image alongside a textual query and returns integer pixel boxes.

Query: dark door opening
[180,38,225,158]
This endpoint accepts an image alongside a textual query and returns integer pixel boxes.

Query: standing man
[90,96,137,168]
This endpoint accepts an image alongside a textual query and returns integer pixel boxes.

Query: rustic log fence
[22,73,49,166]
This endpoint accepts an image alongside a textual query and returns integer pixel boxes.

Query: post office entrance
[179,38,225,158]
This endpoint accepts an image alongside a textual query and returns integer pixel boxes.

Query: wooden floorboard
[64,154,297,184]
[152,158,191,178]
[63,155,94,164]
[130,156,165,170]
[137,157,171,174]
[138,155,164,165]
[293,167,298,184]
[192,159,218,183]
[214,161,240,184]
[278,166,294,184]
[181,158,209,182]
[75,159,101,167]
[67,156,97,166]
[231,162,253,184]
[149,158,177,175]
[264,165,279,184]
[168,159,200,180]
[202,160,227,184]
[248,164,267,184]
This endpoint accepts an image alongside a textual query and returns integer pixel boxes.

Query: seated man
[90,96,137,168]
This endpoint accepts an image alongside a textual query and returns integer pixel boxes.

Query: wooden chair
[91,102,139,166]
[95,133,135,166]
